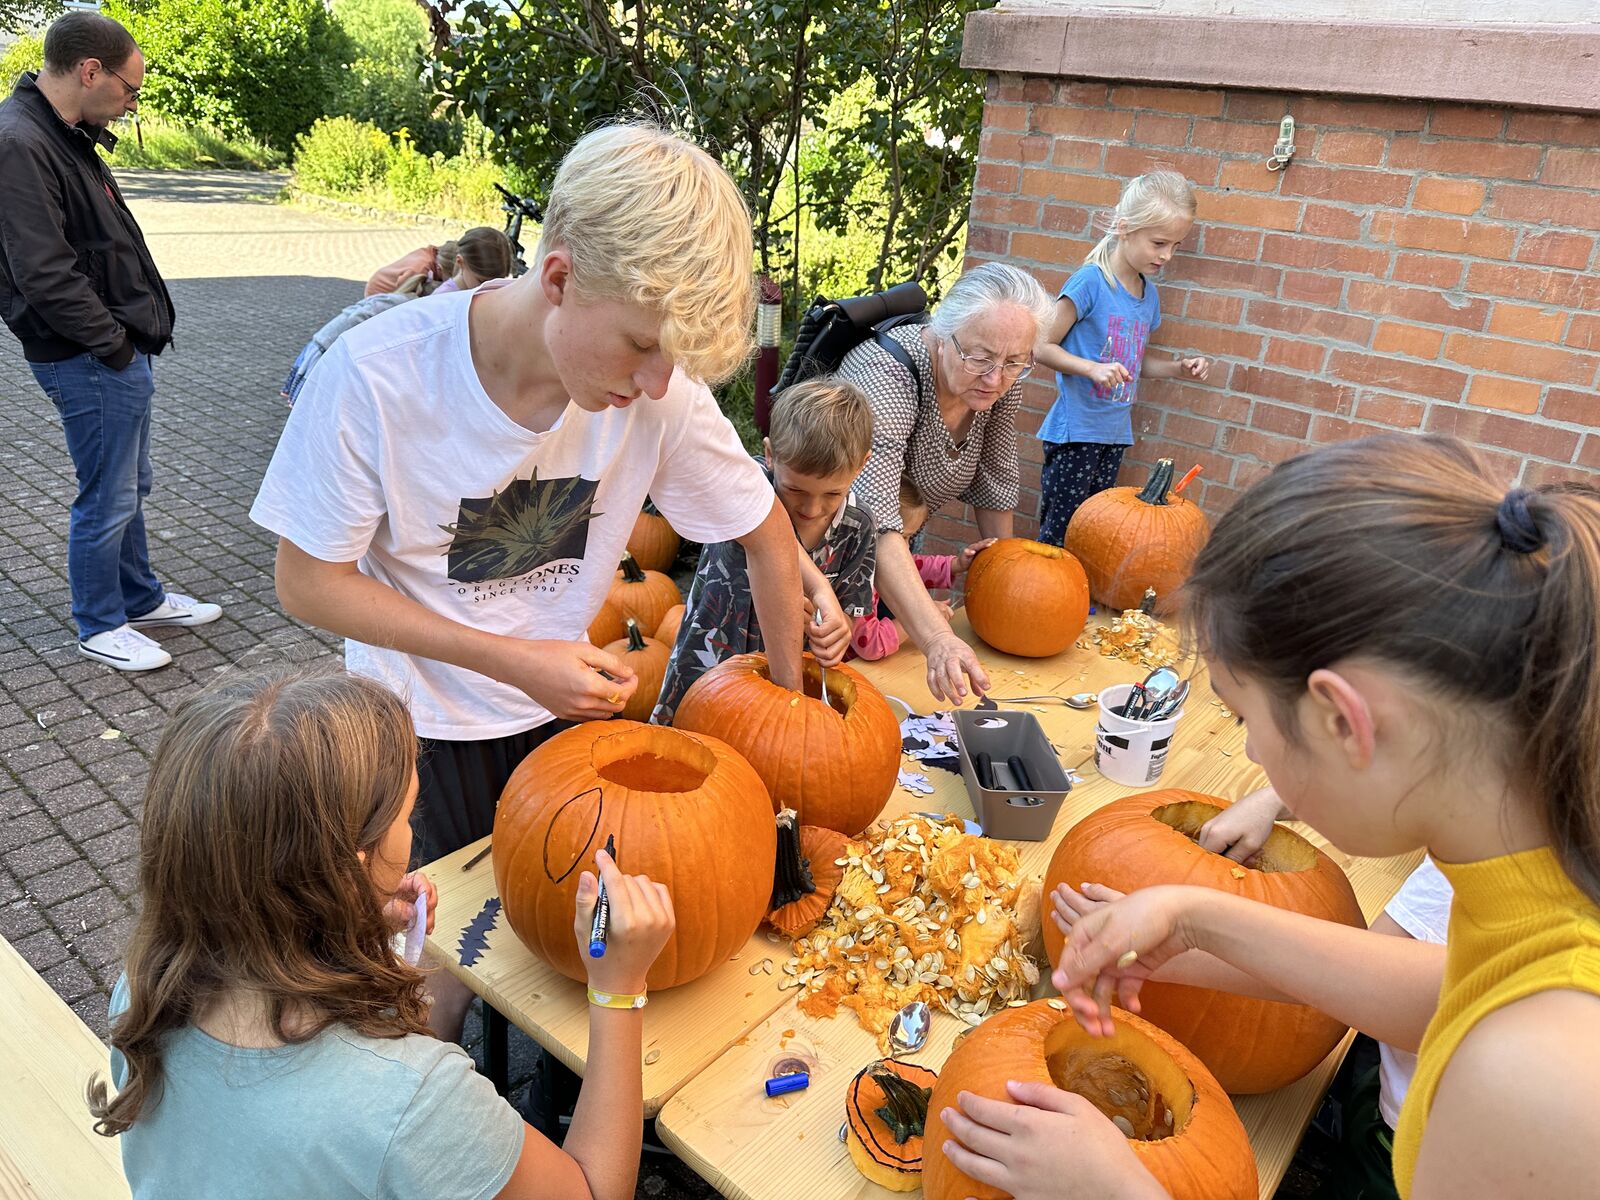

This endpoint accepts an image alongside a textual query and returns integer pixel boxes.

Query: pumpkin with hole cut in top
[924,1000,1255,1200]
[627,501,680,572]
[672,652,899,836]
[963,538,1091,658]
[846,1059,939,1192]
[1065,458,1209,615]
[601,619,671,724]
[493,721,775,990]
[607,552,681,639]
[1042,790,1365,1093]
[767,809,848,938]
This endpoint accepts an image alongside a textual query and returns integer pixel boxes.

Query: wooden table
[652,614,1423,1200]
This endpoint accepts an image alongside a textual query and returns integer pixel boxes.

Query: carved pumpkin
[602,619,671,723]
[656,603,686,645]
[963,538,1091,658]
[672,653,899,836]
[588,598,628,649]
[1043,791,1365,1093]
[846,1059,938,1192]
[767,809,847,938]
[608,552,681,638]
[493,722,776,990]
[924,1001,1256,1200]
[1065,458,1210,615]
[627,500,680,572]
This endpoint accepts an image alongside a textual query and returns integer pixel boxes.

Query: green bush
[293,116,392,196]
[329,0,458,157]
[101,116,284,170]
[0,31,43,79]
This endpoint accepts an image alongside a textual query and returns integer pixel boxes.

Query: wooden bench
[0,937,130,1200]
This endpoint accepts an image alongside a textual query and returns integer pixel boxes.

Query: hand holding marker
[589,833,617,957]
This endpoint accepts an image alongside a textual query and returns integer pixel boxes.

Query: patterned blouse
[837,323,1023,534]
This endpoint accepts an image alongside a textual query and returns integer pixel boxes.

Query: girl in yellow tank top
[936,435,1600,1200]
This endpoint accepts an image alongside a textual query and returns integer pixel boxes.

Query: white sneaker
[128,591,222,629]
[79,625,173,672]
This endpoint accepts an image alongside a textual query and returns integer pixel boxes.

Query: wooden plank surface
[0,937,130,1200]
[655,613,1423,1200]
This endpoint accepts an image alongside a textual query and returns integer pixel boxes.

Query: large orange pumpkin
[608,552,681,637]
[493,722,776,990]
[963,538,1091,658]
[672,652,900,836]
[602,618,671,723]
[1043,791,1365,1093]
[627,501,680,572]
[588,598,628,649]
[1065,458,1210,614]
[925,1001,1256,1200]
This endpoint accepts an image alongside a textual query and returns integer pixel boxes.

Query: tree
[330,0,456,155]
[1,2,61,37]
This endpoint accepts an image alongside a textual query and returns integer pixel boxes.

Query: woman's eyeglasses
[949,333,1033,379]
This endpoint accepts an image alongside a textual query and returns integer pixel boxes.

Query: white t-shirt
[1377,855,1455,1129]
[250,283,774,740]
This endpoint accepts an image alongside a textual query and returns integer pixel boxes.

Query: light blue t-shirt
[1038,262,1162,447]
[109,978,523,1200]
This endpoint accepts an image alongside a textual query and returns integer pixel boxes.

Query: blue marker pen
[588,834,617,958]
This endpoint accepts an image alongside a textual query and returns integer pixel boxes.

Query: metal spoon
[1145,679,1190,721]
[887,999,931,1058]
[985,691,1099,709]
[1128,667,1181,720]
[813,609,829,708]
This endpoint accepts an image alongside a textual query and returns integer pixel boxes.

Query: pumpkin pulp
[1151,800,1320,874]
[592,727,714,792]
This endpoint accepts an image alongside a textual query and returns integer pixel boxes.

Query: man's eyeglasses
[949,333,1033,380]
[102,65,140,102]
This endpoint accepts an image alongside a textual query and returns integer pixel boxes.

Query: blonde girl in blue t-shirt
[90,669,675,1200]
[1034,170,1212,544]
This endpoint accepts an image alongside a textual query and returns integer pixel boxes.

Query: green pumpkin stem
[770,809,817,910]
[619,552,648,583]
[624,618,647,653]
[871,1068,933,1145]
[1135,458,1176,506]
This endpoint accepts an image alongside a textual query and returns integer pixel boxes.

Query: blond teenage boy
[251,124,804,877]
[654,377,876,722]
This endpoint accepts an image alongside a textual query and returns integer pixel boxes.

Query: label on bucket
[1145,734,1173,783]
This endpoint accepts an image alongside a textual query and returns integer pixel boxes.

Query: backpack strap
[871,328,926,398]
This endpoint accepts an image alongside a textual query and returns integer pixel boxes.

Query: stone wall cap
[962,6,1600,113]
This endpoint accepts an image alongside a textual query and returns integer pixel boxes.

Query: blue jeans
[30,353,166,639]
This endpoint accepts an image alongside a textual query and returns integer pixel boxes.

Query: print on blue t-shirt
[1038,262,1162,447]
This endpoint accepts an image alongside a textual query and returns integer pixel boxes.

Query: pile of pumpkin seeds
[1077,608,1180,669]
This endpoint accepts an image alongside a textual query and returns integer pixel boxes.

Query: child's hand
[1180,356,1210,381]
[1196,785,1287,863]
[573,848,675,998]
[500,640,637,721]
[1087,360,1132,390]
[940,1083,1161,1200]
[805,592,852,667]
[932,599,954,622]
[1049,881,1125,943]
[383,870,437,935]
[1052,885,1198,1037]
[955,538,998,579]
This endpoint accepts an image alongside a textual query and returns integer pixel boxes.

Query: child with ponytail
[938,434,1600,1200]
[1033,169,1211,544]
[91,669,675,1200]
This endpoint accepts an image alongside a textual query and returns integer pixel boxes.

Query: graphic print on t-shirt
[1093,313,1152,403]
[440,469,602,583]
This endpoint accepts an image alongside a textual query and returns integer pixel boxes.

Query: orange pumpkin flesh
[1065,458,1210,614]
[846,1059,938,1192]
[608,552,682,639]
[963,538,1091,658]
[767,810,847,938]
[656,603,686,645]
[493,722,776,990]
[602,619,671,723]
[1043,791,1365,1093]
[923,1002,1256,1200]
[627,502,680,572]
[672,653,900,836]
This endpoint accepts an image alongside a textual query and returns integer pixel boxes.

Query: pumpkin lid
[847,1059,938,1169]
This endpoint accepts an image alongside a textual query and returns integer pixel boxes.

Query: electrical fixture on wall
[1267,116,1296,171]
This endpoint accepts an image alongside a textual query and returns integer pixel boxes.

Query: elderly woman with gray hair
[837,261,1054,704]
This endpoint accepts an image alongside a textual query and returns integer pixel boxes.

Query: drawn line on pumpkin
[543,786,604,884]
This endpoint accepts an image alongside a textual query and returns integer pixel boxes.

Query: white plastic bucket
[1094,683,1186,787]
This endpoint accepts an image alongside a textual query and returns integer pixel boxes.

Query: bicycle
[495,182,544,278]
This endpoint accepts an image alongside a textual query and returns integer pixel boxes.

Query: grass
[98,117,285,171]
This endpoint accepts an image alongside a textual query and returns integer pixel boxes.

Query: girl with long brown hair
[92,668,674,1200]
[937,434,1600,1199]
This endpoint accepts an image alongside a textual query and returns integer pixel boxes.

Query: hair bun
[1496,487,1544,554]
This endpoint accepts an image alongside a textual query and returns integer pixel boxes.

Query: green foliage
[1,2,60,37]
[0,29,43,79]
[291,115,501,225]
[293,115,393,195]
[98,115,283,170]
[329,0,458,156]
[102,0,352,152]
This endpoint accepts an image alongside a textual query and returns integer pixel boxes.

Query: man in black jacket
[0,11,222,672]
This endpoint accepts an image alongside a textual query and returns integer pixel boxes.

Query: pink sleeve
[913,554,955,591]
[851,611,901,661]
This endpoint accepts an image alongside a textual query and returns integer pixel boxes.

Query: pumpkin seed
[1111,1116,1136,1138]
[1048,998,1068,1010]
[644,1049,662,1065]
[1007,999,1028,1007]
[1164,1108,1174,1128]
[961,1010,983,1026]
[976,908,987,924]
[991,956,1009,972]
[1116,950,1139,968]
[876,883,891,895]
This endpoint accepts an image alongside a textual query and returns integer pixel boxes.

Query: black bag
[775,281,930,396]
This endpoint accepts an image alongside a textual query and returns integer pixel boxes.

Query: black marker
[588,834,617,958]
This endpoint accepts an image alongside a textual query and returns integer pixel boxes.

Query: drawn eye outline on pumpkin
[542,786,605,884]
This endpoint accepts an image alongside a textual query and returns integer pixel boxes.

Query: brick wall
[922,76,1599,554]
